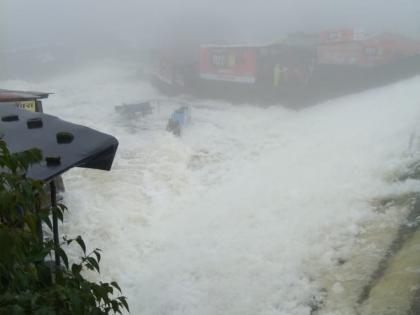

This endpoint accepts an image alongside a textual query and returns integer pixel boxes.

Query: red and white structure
[199,45,258,84]
[317,29,420,67]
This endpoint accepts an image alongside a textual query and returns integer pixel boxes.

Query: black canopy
[0,103,118,181]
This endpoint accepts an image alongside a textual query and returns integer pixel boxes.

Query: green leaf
[118,296,130,312]
[75,236,86,254]
[43,216,52,230]
[110,281,122,293]
[53,206,64,223]
[34,306,56,315]
[55,247,69,270]
[71,263,82,275]
[86,257,100,273]
[93,249,101,263]
[0,141,130,314]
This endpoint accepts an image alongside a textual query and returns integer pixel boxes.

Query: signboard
[199,47,257,83]
[16,100,37,112]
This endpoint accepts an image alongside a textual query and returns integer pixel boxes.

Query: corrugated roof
[0,89,50,102]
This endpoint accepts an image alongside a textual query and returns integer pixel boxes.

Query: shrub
[0,140,129,314]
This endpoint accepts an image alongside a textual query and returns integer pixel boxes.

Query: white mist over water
[2,64,420,314]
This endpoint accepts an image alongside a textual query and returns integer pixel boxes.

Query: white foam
[2,65,420,314]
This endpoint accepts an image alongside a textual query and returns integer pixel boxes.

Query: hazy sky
[1,0,420,51]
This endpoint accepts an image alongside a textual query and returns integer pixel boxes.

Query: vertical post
[50,180,60,267]
[36,201,43,242]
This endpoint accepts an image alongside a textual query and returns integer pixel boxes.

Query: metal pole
[36,200,43,242]
[50,180,60,267]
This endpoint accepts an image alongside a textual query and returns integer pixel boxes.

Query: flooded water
[2,63,420,315]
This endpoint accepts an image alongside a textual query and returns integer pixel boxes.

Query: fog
[1,0,420,54]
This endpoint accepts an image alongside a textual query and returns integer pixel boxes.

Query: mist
[1,0,420,59]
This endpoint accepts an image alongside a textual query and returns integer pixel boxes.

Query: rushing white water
[2,63,420,315]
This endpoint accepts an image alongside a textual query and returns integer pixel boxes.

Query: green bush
[0,140,129,314]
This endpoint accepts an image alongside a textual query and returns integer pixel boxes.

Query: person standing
[273,64,282,87]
